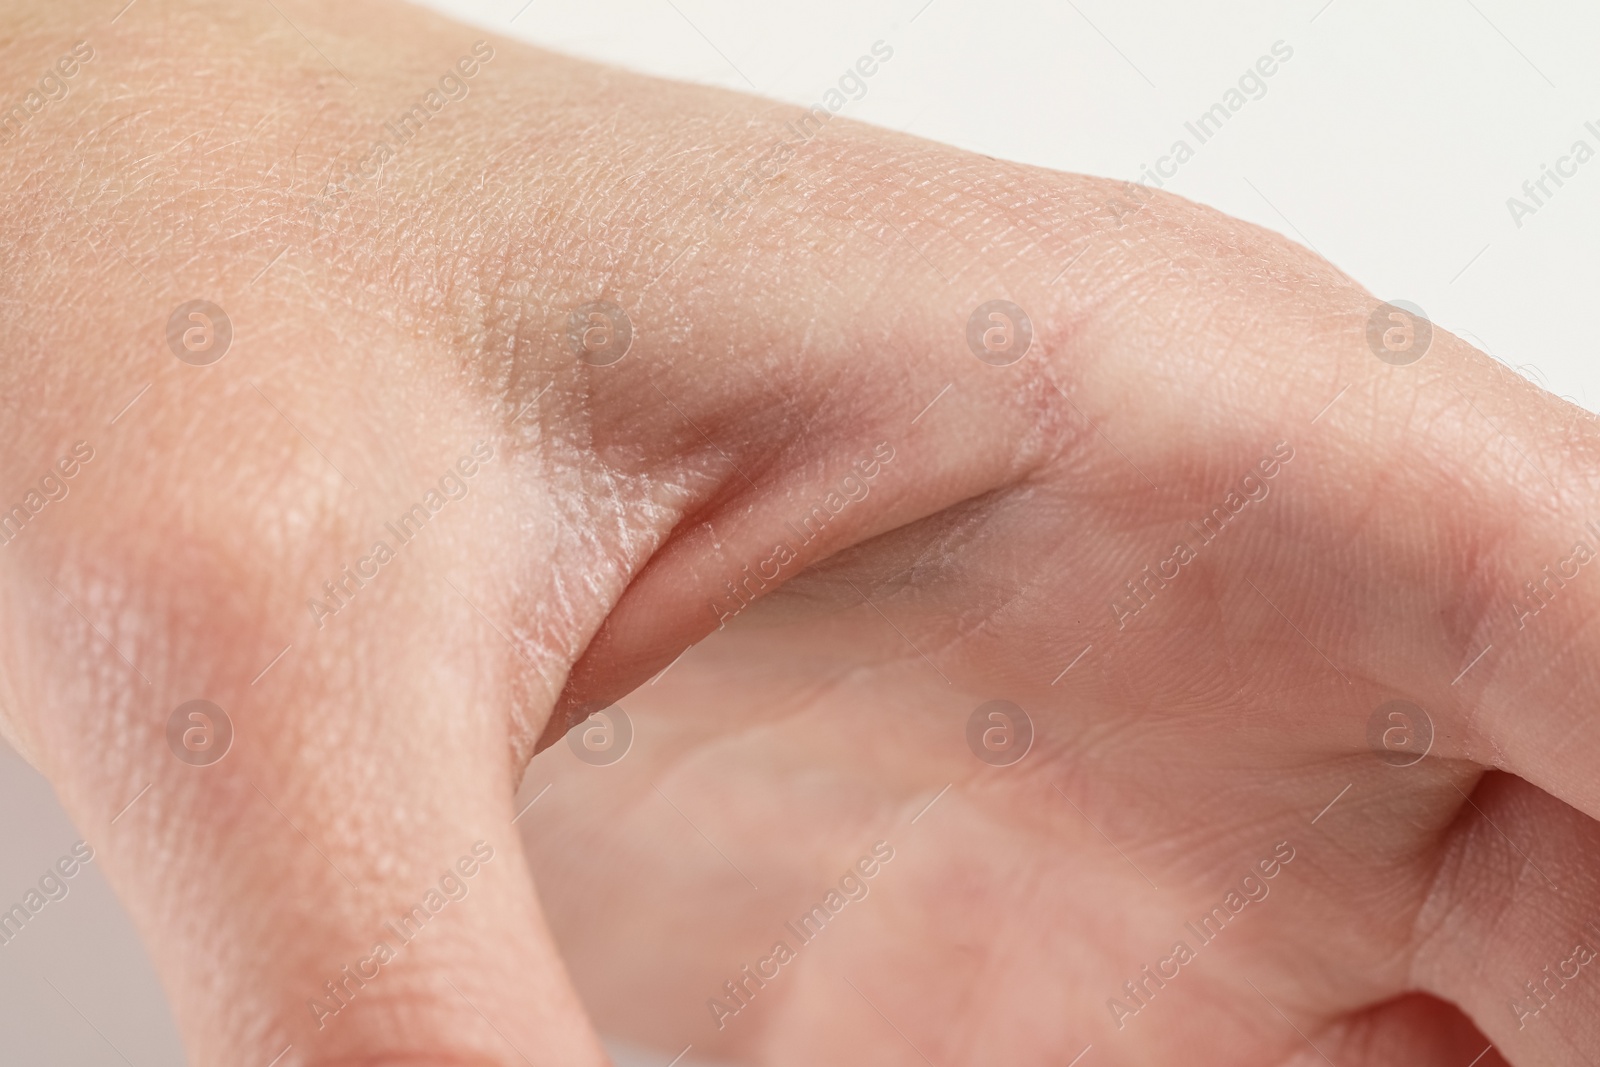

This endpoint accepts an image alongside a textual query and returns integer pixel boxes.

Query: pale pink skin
[1,2,1595,1065]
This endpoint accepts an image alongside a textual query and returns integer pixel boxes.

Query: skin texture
[3,1,1600,1064]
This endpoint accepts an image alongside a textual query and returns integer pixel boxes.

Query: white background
[4,0,1598,1062]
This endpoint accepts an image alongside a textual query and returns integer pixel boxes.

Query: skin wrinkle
[1407,774,1534,985]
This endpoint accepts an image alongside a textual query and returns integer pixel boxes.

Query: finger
[1277,994,1505,1067]
[1406,354,1600,819]
[8,545,607,1067]
[0,318,612,1066]
[1409,772,1600,1065]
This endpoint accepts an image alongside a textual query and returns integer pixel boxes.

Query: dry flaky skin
[3,1,1600,1065]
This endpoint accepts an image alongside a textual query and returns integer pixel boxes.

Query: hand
[3,3,1596,1065]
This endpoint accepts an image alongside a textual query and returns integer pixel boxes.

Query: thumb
[4,463,608,1067]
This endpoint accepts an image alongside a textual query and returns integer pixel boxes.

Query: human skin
[2,1,1599,1065]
